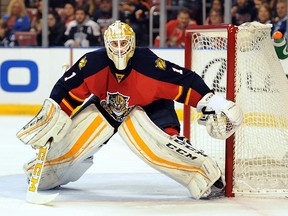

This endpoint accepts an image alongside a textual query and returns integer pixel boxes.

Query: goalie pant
[24,96,224,199]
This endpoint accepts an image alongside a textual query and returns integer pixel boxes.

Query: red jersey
[166,19,197,48]
[50,47,211,122]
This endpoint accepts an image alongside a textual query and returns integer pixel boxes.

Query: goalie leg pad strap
[118,106,222,199]
[24,104,114,190]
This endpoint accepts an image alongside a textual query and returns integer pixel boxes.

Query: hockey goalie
[17,21,242,200]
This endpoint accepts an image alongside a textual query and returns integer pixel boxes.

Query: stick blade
[26,192,59,205]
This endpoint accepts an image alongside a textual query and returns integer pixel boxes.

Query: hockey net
[184,22,288,197]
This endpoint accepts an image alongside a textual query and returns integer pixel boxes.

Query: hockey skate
[201,176,225,199]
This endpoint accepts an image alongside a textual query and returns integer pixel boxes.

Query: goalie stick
[26,140,59,205]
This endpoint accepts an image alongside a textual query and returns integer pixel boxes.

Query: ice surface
[0,116,287,216]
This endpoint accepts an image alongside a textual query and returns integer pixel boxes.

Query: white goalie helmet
[104,20,136,70]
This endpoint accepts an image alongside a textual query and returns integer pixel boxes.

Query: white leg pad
[24,104,114,190]
[118,106,222,199]
[187,157,223,199]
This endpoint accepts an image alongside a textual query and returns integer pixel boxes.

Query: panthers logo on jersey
[100,92,134,122]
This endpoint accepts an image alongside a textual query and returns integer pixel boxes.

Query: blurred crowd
[0,0,287,48]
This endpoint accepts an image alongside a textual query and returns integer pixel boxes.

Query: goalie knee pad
[118,106,224,199]
[24,104,114,190]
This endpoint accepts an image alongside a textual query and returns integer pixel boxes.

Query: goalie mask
[104,20,135,70]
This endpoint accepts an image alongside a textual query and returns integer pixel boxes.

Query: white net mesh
[186,22,288,196]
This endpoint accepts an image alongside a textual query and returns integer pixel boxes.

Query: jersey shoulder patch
[155,57,166,70]
[81,48,110,76]
[132,48,170,77]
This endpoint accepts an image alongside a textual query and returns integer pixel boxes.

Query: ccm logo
[0,60,38,92]
[28,147,47,192]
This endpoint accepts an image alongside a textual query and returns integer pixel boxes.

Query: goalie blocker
[16,98,72,149]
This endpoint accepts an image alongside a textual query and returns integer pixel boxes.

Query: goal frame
[184,24,238,197]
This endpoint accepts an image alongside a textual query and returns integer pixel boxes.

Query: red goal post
[183,23,288,198]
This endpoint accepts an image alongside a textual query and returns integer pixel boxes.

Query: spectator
[62,2,76,28]
[85,0,101,17]
[49,0,73,10]
[2,0,31,32]
[30,0,42,36]
[37,11,66,46]
[205,8,224,25]
[92,0,114,44]
[231,0,258,26]
[139,0,152,11]
[48,11,66,46]
[271,0,287,40]
[256,3,272,24]
[154,8,197,48]
[0,19,18,47]
[24,0,41,8]
[119,0,150,46]
[268,0,277,16]
[173,0,203,25]
[76,0,88,7]
[253,0,263,9]
[210,0,224,15]
[64,6,101,47]
[37,10,66,46]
